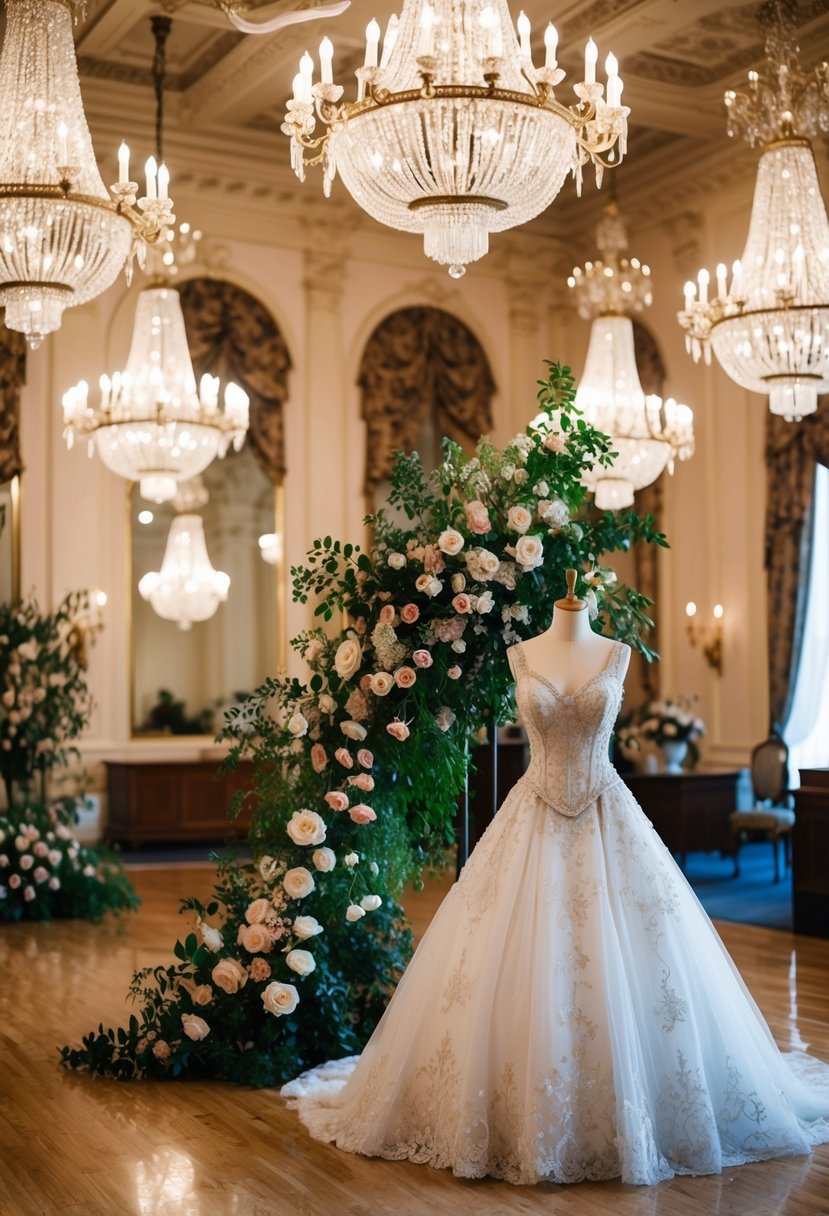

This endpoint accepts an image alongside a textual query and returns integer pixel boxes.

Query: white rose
[334,637,362,680]
[370,672,394,696]
[451,573,466,593]
[286,809,327,847]
[387,552,406,569]
[199,922,224,952]
[514,535,545,569]
[285,948,316,976]
[507,505,533,534]
[534,480,549,496]
[466,548,500,581]
[318,693,336,714]
[475,590,494,614]
[283,867,316,899]
[258,855,278,881]
[369,861,379,876]
[261,981,299,1017]
[340,719,367,740]
[344,852,359,867]
[312,847,336,872]
[346,904,366,922]
[451,640,466,653]
[181,1014,210,1041]
[437,528,464,556]
[361,894,382,911]
[287,711,308,738]
[293,915,324,940]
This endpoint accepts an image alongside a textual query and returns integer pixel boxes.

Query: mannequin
[517,568,629,693]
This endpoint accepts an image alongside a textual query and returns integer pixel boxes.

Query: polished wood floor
[1,865,828,1216]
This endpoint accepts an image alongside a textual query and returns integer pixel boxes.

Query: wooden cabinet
[622,771,741,869]
[105,759,255,846]
[793,768,829,939]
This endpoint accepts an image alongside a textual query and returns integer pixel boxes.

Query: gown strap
[606,639,631,682]
[507,641,527,681]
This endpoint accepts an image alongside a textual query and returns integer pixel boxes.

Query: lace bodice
[508,639,628,817]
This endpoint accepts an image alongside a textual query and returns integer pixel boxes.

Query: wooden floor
[1,866,828,1216]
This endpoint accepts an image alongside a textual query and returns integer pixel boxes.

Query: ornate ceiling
[55,0,829,259]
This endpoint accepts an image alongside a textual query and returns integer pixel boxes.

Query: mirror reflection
[131,444,279,735]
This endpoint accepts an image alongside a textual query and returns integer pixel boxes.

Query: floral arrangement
[62,362,667,1086]
[0,591,138,922]
[632,697,706,747]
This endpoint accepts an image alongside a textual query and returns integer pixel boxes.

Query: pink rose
[350,772,375,792]
[387,720,410,741]
[325,790,350,812]
[349,803,377,825]
[412,649,433,668]
[239,922,272,953]
[400,603,420,625]
[245,897,271,925]
[544,431,566,453]
[451,593,473,614]
[378,604,396,625]
[250,957,272,981]
[395,666,417,688]
[334,747,353,769]
[465,499,491,534]
[357,748,374,769]
[359,674,372,692]
[448,665,462,679]
[422,544,445,574]
[23,886,36,902]
[33,841,48,858]
[310,744,328,773]
[8,873,21,889]
[33,866,49,884]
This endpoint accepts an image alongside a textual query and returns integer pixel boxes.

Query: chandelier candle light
[138,514,230,631]
[677,0,829,421]
[278,0,629,275]
[62,286,250,504]
[568,200,694,510]
[0,0,174,347]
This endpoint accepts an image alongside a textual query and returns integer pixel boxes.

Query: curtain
[0,313,25,482]
[359,307,495,496]
[179,279,292,486]
[765,401,829,734]
[787,463,829,776]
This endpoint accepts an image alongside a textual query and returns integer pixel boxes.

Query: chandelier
[138,514,229,631]
[569,200,694,510]
[0,0,173,347]
[276,1,629,276]
[677,0,829,422]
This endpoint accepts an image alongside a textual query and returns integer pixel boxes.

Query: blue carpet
[684,841,792,932]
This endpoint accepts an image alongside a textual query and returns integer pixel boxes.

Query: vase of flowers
[635,698,706,774]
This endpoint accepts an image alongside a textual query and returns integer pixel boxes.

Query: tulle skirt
[283,779,829,1185]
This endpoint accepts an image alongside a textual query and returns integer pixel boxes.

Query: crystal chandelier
[677,0,829,422]
[570,200,694,510]
[0,0,173,347]
[138,514,229,631]
[62,284,250,503]
[277,1,629,275]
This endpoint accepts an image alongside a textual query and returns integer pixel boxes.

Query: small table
[622,770,741,869]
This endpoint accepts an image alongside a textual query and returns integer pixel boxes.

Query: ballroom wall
[14,147,808,817]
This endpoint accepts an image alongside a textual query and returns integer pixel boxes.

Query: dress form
[518,569,627,695]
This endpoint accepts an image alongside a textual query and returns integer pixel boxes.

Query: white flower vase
[660,739,688,774]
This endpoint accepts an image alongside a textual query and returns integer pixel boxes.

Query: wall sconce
[685,600,724,674]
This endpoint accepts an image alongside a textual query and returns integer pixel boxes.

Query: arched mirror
[130,278,291,736]
[0,316,24,601]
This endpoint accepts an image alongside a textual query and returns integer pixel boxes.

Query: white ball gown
[283,639,829,1185]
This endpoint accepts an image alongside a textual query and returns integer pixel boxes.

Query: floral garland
[62,363,667,1085]
[0,591,138,922]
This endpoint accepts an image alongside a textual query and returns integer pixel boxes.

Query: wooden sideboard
[622,771,741,869]
[105,759,255,846]
[793,768,829,939]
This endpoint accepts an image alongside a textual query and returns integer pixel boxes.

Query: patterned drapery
[179,278,292,485]
[765,403,829,733]
[0,313,26,483]
[359,307,495,495]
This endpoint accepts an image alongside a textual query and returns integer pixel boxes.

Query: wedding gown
[283,639,829,1185]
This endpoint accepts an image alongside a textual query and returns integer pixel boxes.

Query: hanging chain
[150,15,173,163]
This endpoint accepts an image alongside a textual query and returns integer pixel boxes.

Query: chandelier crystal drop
[677,0,829,422]
[138,514,230,632]
[569,201,694,511]
[0,0,174,347]
[62,286,250,503]
[279,1,629,274]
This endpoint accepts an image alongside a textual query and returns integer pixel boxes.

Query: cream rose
[324,790,350,812]
[293,915,324,940]
[370,672,394,696]
[334,637,362,680]
[475,590,494,614]
[318,693,336,714]
[287,711,308,738]
[261,981,299,1017]
[451,573,466,593]
[283,866,316,900]
[514,534,545,569]
[387,552,407,569]
[340,719,367,741]
[346,904,366,922]
[361,894,383,912]
[507,505,533,534]
[285,949,316,977]
[199,921,224,952]
[438,528,464,556]
[538,498,570,530]
[192,985,213,1006]
[344,852,359,867]
[211,958,249,994]
[245,897,271,924]
[312,846,336,872]
[181,1014,210,1041]
[465,548,500,581]
[286,809,327,847]
[239,922,272,953]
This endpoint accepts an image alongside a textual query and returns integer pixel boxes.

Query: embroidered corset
[509,640,627,818]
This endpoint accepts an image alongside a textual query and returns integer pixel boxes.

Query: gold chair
[729,734,795,883]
